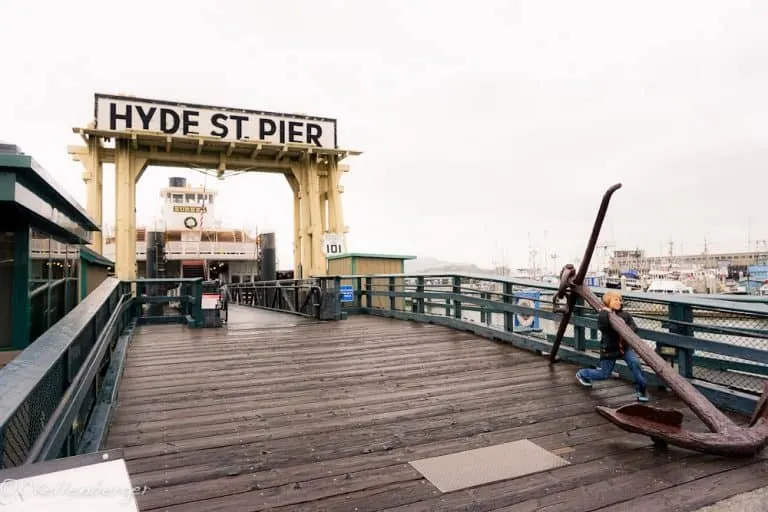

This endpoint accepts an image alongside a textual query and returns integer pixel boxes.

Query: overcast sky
[1,0,766,272]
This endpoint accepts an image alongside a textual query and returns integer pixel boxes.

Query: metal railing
[0,277,204,470]
[228,279,343,320]
[133,278,204,327]
[1,270,764,469]
[322,272,768,416]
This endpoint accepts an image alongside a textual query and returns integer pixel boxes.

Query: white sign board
[322,233,345,256]
[201,294,220,310]
[0,458,142,511]
[94,94,337,148]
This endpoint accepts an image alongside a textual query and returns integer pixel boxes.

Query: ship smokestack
[260,233,277,281]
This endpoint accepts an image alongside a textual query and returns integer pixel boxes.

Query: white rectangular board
[94,93,337,148]
[0,458,142,511]
[201,294,220,309]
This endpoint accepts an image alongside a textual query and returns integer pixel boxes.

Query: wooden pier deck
[105,306,768,511]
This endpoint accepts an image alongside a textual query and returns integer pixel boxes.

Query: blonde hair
[602,291,622,307]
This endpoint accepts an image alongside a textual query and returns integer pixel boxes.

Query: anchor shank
[575,284,735,433]
[574,183,622,285]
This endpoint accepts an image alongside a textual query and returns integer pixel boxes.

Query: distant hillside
[405,257,492,274]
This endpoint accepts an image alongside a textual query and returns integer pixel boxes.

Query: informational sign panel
[513,290,541,332]
[94,93,337,148]
[340,285,354,302]
[322,233,345,256]
[201,293,220,310]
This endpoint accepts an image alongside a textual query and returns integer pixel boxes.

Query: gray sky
[1,0,766,271]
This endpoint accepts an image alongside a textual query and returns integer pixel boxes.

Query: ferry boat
[102,177,269,283]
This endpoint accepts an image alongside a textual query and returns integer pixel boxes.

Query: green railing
[323,273,768,416]
[0,277,203,469]
[133,278,204,327]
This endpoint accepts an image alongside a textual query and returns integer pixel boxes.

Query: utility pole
[704,238,709,268]
[527,232,537,279]
[596,242,615,273]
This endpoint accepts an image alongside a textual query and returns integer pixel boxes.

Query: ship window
[207,194,214,204]
[185,194,195,204]
[173,194,183,203]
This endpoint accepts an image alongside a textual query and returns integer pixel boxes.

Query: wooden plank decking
[105,306,768,511]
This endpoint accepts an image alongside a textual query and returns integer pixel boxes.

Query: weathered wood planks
[103,306,763,511]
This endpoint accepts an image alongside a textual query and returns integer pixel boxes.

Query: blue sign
[513,290,541,332]
[340,285,354,303]
[585,276,601,288]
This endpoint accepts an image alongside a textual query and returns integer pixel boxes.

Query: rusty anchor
[550,183,768,457]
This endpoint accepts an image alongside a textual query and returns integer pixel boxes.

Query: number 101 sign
[322,233,345,256]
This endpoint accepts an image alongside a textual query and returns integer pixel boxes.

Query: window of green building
[0,231,13,349]
[28,228,81,343]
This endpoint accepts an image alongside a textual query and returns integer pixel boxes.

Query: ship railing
[164,241,258,258]
[318,272,768,417]
[101,241,258,260]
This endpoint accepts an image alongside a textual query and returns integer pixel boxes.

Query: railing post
[573,296,586,351]
[669,302,695,378]
[332,276,342,319]
[503,282,513,332]
[388,276,396,310]
[355,277,363,308]
[416,277,425,314]
[365,277,372,308]
[452,276,462,320]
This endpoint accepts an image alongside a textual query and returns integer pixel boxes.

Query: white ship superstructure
[103,177,264,283]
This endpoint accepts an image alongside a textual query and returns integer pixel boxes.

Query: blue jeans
[581,348,647,391]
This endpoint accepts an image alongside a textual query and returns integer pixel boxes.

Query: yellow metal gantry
[68,127,360,280]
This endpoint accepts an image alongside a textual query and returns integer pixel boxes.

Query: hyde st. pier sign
[94,93,337,148]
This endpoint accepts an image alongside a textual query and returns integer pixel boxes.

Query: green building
[0,142,111,356]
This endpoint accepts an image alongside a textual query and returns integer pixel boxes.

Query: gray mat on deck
[409,439,570,493]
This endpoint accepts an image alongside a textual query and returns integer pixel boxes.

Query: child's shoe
[576,370,592,387]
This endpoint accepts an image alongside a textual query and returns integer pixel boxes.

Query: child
[575,291,649,402]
